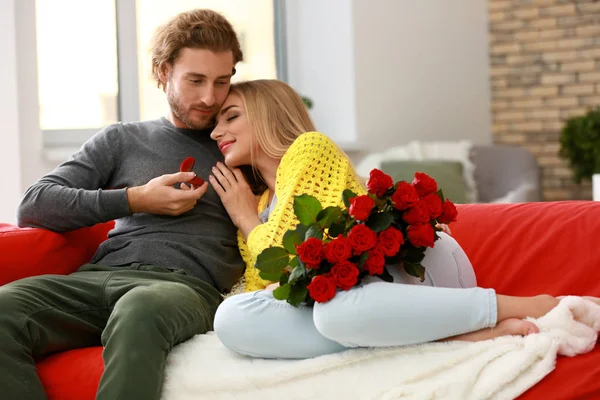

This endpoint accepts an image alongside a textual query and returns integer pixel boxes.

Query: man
[0,9,245,400]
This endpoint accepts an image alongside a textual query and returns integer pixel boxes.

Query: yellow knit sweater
[240,131,367,291]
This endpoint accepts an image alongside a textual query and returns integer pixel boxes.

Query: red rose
[295,237,324,268]
[391,182,419,211]
[367,169,394,197]
[402,200,431,225]
[347,224,378,254]
[407,223,435,248]
[377,226,404,257]
[364,250,385,276]
[438,199,458,223]
[331,261,360,290]
[421,193,443,219]
[307,275,337,303]
[412,172,438,197]
[349,195,375,221]
[323,235,353,263]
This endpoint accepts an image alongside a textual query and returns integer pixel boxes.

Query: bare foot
[439,318,539,343]
[582,296,600,307]
[495,318,539,337]
[527,295,560,319]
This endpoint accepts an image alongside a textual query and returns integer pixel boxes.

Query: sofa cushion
[37,348,103,400]
[0,222,113,286]
[380,160,469,203]
[452,201,600,400]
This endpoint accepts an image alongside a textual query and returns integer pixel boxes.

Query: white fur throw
[161,296,600,400]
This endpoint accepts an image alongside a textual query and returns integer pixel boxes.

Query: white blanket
[161,296,600,400]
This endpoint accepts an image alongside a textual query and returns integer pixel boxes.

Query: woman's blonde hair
[229,79,316,194]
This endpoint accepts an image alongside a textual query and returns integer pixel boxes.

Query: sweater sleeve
[243,131,367,291]
[17,124,131,232]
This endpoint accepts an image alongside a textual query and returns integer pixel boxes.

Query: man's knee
[105,283,203,339]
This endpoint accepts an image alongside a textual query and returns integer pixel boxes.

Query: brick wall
[488,0,600,200]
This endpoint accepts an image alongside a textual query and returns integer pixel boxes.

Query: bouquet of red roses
[254,169,458,306]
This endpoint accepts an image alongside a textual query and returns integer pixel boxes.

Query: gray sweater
[18,118,244,293]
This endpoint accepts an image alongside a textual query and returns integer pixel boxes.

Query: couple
[0,8,589,400]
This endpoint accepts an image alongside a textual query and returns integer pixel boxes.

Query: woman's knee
[313,290,363,347]
[421,232,476,288]
[213,292,255,343]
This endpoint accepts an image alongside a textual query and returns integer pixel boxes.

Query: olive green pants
[0,263,221,400]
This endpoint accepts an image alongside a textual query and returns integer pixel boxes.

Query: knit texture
[241,132,366,291]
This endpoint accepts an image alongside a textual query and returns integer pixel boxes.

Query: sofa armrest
[0,222,114,286]
[452,201,600,297]
[471,145,542,203]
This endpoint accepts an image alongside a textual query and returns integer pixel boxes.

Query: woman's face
[211,93,253,167]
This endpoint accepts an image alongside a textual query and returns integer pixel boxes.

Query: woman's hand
[436,223,452,236]
[265,283,280,291]
[209,162,262,239]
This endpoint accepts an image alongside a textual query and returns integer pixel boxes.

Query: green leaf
[407,245,427,264]
[283,230,303,255]
[435,189,445,202]
[366,212,394,232]
[358,251,369,267]
[328,221,346,238]
[295,224,309,239]
[289,264,306,282]
[305,225,324,240]
[259,271,283,282]
[288,284,308,306]
[342,189,357,208]
[289,256,299,269]
[379,266,394,282]
[273,283,291,300]
[279,273,289,286]
[317,206,343,229]
[255,247,290,274]
[294,194,323,226]
[403,262,426,282]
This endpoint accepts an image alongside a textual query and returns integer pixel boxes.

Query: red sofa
[1,201,600,399]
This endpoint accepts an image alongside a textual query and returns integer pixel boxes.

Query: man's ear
[158,63,171,90]
[232,67,237,76]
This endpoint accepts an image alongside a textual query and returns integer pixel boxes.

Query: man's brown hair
[150,9,243,89]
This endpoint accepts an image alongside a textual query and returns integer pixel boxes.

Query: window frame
[40,0,286,154]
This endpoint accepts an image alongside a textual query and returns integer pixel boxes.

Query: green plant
[301,96,313,110]
[559,107,600,183]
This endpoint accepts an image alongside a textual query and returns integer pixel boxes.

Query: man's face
[162,48,234,130]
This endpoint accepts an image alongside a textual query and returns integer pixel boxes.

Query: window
[36,0,119,131]
[36,0,280,153]
[136,0,277,121]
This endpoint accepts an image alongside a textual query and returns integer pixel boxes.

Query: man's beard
[166,86,215,130]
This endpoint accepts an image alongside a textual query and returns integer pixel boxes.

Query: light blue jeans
[214,233,497,359]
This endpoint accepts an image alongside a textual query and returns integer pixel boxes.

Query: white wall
[285,0,492,152]
[284,0,358,147]
[1,0,22,224]
[352,0,492,150]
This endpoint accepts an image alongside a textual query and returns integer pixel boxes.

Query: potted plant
[559,107,600,200]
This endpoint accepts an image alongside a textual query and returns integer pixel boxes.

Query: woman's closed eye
[226,114,238,122]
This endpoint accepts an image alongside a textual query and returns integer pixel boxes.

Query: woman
[206,79,580,359]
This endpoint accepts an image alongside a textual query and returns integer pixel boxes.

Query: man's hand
[127,172,208,215]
